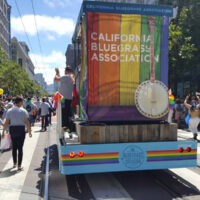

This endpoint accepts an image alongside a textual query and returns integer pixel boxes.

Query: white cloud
[11,15,75,38]
[30,51,66,84]
[43,0,55,8]
[47,34,56,40]
[43,0,82,8]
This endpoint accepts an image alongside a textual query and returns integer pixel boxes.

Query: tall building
[54,81,59,92]
[11,37,35,80]
[0,0,11,55]
[46,83,57,95]
[34,73,47,91]
[65,43,81,72]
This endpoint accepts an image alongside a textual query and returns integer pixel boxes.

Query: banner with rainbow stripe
[80,10,170,121]
[61,152,119,166]
[147,149,197,162]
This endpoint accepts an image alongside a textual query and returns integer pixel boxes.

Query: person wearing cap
[54,66,74,131]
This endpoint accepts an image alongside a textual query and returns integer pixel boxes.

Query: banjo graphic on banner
[80,12,170,121]
[135,16,168,119]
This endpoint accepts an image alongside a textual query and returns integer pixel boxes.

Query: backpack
[176,104,183,112]
[26,104,32,112]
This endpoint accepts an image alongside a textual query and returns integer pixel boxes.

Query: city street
[0,120,200,200]
[1,0,200,199]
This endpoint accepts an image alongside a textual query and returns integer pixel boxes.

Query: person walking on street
[2,96,32,171]
[24,97,36,126]
[54,66,74,131]
[46,97,53,125]
[34,97,41,122]
[40,98,50,132]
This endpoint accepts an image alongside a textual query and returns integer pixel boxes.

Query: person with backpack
[24,97,36,126]
[175,97,184,128]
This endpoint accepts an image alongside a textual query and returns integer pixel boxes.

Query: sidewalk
[0,123,49,200]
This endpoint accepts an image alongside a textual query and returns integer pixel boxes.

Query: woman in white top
[184,95,200,140]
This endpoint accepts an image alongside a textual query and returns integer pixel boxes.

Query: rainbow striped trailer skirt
[58,140,197,175]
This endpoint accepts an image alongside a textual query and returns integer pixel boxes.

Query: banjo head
[135,80,169,119]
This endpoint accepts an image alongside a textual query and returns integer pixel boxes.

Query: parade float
[56,1,197,175]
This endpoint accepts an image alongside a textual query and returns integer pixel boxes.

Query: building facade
[11,37,35,80]
[54,81,59,92]
[34,73,47,91]
[46,82,59,95]
[65,43,81,72]
[0,0,11,55]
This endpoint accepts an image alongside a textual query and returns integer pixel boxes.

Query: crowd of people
[0,65,79,171]
[0,96,54,131]
[0,95,56,170]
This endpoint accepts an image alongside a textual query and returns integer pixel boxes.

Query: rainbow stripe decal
[61,152,119,166]
[147,149,197,162]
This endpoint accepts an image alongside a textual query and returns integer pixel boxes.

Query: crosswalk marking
[0,129,40,200]
[85,173,132,200]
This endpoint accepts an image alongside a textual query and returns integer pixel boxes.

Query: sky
[7,0,83,85]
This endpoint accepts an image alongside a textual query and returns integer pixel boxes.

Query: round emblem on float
[121,145,145,169]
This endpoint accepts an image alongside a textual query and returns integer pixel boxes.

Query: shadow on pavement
[0,167,17,177]
[35,149,46,198]
[38,143,94,200]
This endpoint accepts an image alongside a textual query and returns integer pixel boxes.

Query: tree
[0,46,48,96]
[168,1,200,96]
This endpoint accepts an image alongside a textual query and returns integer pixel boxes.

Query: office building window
[18,58,23,67]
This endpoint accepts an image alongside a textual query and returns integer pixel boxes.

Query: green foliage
[0,46,48,96]
[169,9,197,70]
[168,2,200,94]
